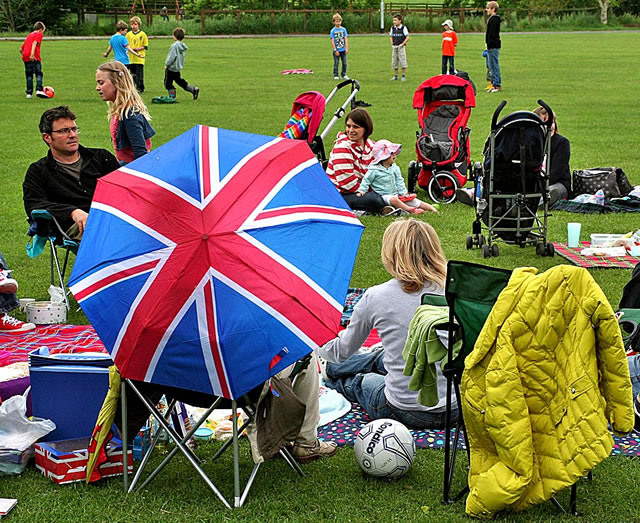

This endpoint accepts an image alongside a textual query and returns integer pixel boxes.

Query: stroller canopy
[286,91,326,144]
[413,75,476,110]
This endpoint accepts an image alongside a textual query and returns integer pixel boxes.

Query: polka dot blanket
[317,403,640,457]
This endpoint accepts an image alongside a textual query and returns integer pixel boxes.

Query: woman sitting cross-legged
[317,218,457,429]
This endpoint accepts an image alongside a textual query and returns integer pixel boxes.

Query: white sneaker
[342,75,349,80]
[333,76,340,80]
[26,94,33,99]
[36,90,48,98]
[0,271,18,294]
[0,313,36,333]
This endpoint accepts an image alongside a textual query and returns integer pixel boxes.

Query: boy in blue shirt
[103,20,140,65]
[330,13,348,80]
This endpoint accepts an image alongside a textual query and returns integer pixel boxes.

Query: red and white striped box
[35,437,132,485]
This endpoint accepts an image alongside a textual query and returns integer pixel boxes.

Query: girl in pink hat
[358,140,438,215]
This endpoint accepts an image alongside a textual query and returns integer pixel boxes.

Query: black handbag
[572,167,633,198]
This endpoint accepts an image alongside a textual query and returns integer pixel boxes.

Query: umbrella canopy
[69,125,363,399]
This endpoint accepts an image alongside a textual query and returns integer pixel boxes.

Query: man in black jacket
[485,1,502,92]
[23,106,120,239]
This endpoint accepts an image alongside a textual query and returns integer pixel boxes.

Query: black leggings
[164,69,188,91]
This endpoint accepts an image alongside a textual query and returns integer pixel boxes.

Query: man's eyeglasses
[49,126,81,135]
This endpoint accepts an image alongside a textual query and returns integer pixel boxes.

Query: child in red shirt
[20,21,47,99]
[441,19,457,75]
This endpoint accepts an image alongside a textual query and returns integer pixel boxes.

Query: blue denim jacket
[116,111,156,160]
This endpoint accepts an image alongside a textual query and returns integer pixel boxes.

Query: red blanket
[0,324,106,367]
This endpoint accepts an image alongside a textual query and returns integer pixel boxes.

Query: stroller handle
[491,100,508,130]
[537,99,554,131]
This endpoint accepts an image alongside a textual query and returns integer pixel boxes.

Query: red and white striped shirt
[326,132,375,193]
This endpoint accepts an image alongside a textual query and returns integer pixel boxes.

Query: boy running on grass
[164,28,199,100]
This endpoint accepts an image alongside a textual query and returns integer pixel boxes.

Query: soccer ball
[354,419,416,479]
[43,86,55,98]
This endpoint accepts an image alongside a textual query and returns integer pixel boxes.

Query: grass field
[0,32,639,521]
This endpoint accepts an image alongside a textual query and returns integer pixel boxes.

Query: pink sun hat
[371,139,402,164]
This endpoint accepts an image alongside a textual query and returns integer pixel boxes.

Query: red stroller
[280,79,368,168]
[407,75,476,203]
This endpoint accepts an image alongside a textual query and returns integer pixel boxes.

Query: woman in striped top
[326,109,391,214]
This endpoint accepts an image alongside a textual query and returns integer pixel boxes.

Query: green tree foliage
[0,0,60,32]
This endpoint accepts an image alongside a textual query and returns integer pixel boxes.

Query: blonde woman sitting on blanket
[317,219,456,429]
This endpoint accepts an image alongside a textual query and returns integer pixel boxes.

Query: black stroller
[466,100,555,258]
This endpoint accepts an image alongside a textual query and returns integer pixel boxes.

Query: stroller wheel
[466,235,474,250]
[536,243,545,257]
[407,161,418,193]
[545,242,555,257]
[491,243,499,257]
[481,244,491,258]
[478,234,486,247]
[427,171,459,204]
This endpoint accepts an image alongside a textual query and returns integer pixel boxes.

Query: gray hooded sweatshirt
[165,40,188,72]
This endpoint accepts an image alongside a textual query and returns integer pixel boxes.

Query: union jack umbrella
[68,126,363,399]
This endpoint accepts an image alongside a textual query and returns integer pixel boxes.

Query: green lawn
[0,32,639,521]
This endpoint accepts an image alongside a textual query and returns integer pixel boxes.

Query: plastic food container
[26,301,67,324]
[590,234,630,248]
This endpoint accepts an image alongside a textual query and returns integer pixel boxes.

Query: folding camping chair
[120,355,312,508]
[25,209,80,310]
[423,260,589,516]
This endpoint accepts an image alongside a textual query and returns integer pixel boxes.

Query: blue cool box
[28,348,113,442]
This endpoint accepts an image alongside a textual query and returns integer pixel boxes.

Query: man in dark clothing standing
[485,1,502,92]
[23,106,120,239]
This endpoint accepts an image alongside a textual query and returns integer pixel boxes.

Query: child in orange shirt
[441,19,457,75]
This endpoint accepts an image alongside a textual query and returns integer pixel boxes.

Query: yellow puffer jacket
[461,265,634,519]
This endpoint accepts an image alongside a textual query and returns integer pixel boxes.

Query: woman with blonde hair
[95,60,155,163]
[317,218,455,429]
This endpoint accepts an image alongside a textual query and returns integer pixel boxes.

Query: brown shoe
[291,439,338,463]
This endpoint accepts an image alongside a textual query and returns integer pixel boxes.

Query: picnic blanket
[280,68,313,75]
[553,242,639,269]
[0,324,106,366]
[552,195,640,213]
[317,402,640,457]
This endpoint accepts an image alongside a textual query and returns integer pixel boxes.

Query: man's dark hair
[393,14,402,22]
[39,106,77,134]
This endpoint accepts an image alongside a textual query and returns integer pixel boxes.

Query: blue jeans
[0,251,19,315]
[324,349,456,429]
[487,48,501,88]
[441,55,455,75]
[342,191,386,213]
[24,60,43,95]
[333,51,347,77]
[629,354,640,398]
